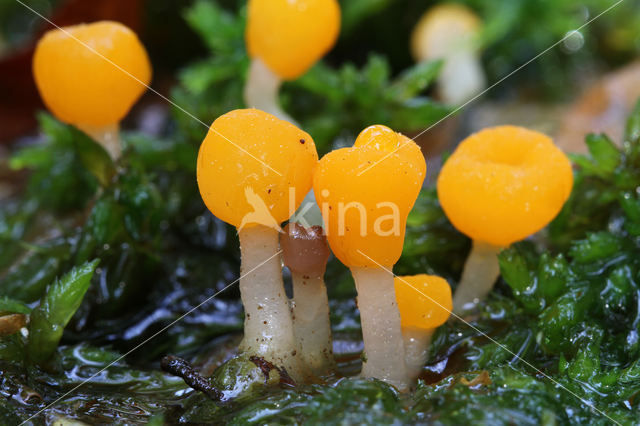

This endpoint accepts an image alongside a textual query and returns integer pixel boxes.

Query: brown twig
[160,355,222,401]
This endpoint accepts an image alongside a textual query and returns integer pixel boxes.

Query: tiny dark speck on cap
[300,139,306,144]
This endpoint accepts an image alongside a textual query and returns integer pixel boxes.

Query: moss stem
[352,266,409,391]
[244,58,297,125]
[238,225,301,379]
[453,240,501,314]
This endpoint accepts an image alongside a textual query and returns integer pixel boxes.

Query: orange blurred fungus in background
[0,0,144,143]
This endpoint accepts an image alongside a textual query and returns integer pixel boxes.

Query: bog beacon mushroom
[313,124,426,390]
[437,125,573,313]
[33,21,151,160]
[281,223,334,375]
[411,4,485,105]
[394,274,452,381]
[197,109,318,379]
[244,0,341,123]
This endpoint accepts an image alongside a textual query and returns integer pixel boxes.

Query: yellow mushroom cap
[197,109,318,229]
[411,3,481,62]
[313,125,426,268]
[33,21,151,128]
[395,274,452,330]
[437,125,574,247]
[246,0,341,80]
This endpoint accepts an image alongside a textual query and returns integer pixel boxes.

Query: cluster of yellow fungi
[31,1,575,391]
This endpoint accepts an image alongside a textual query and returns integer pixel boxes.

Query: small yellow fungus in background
[33,21,151,159]
[244,0,341,123]
[246,0,340,80]
[437,125,573,313]
[314,124,426,391]
[197,109,318,380]
[411,3,485,105]
[395,274,452,381]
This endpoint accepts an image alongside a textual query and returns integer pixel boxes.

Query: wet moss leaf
[388,97,451,131]
[9,113,98,212]
[625,99,640,144]
[73,127,116,187]
[568,232,624,263]
[27,259,100,365]
[0,399,22,426]
[0,297,31,315]
[178,57,240,95]
[0,239,72,303]
[184,0,244,55]
[386,59,442,102]
[227,378,404,425]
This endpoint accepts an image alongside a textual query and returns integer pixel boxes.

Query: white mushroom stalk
[411,3,486,105]
[352,266,408,389]
[77,123,123,160]
[238,225,301,374]
[244,58,297,125]
[402,327,434,380]
[451,241,502,313]
[281,223,334,375]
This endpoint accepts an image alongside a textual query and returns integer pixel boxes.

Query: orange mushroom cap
[197,109,318,229]
[313,125,426,268]
[246,0,341,80]
[437,125,573,247]
[394,274,452,330]
[33,21,151,128]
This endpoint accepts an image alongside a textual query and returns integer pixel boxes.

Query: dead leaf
[460,370,491,388]
[0,314,27,337]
